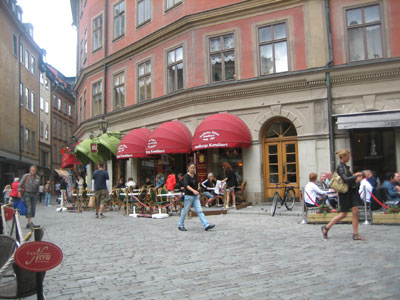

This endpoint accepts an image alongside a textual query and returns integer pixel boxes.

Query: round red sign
[14,241,63,272]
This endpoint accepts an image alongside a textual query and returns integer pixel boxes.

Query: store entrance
[350,128,396,182]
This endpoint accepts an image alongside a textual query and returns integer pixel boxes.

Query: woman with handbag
[321,150,365,240]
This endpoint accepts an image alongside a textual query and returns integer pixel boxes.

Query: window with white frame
[68,104,72,116]
[93,15,103,51]
[59,120,62,139]
[45,124,49,140]
[25,49,30,70]
[25,128,30,152]
[83,90,87,121]
[25,87,30,109]
[45,101,49,113]
[58,98,61,110]
[258,22,289,75]
[40,121,44,138]
[40,97,44,110]
[20,43,24,64]
[31,91,35,113]
[45,79,49,90]
[346,4,383,62]
[40,73,44,84]
[209,33,235,82]
[30,56,35,74]
[92,81,102,116]
[113,72,125,109]
[166,0,181,11]
[80,39,83,66]
[31,131,35,154]
[113,1,125,39]
[167,47,183,93]
[138,60,151,102]
[20,126,24,151]
[138,0,150,26]
[12,33,17,56]
[79,96,82,123]
[53,118,57,138]
[20,82,24,106]
[84,29,87,60]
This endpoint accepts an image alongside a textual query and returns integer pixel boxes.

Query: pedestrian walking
[221,162,237,208]
[2,184,11,204]
[92,162,109,219]
[45,180,52,206]
[9,177,19,202]
[18,165,40,228]
[39,184,44,203]
[178,163,215,231]
[321,150,365,241]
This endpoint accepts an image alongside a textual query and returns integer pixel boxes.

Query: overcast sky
[17,0,77,77]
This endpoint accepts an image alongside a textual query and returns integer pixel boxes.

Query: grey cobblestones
[15,203,400,299]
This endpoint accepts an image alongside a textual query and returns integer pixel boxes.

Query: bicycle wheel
[284,188,296,210]
[271,193,279,216]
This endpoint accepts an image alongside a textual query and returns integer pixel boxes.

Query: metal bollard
[362,185,371,225]
[299,189,307,224]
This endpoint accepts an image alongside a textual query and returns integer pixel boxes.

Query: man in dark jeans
[92,162,109,219]
[18,165,40,228]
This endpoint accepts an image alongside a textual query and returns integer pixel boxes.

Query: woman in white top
[304,172,328,207]
[359,170,373,203]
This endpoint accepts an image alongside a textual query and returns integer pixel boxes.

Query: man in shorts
[92,162,109,219]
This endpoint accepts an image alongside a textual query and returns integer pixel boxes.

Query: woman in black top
[221,162,237,208]
[322,150,365,240]
[177,164,215,231]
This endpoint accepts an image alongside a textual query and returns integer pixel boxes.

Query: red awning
[192,113,252,150]
[61,153,82,169]
[146,121,192,154]
[117,128,152,159]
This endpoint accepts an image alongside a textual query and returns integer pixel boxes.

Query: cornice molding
[74,0,303,90]
[331,70,400,85]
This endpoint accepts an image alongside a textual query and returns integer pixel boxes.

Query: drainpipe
[18,32,22,161]
[103,0,108,118]
[325,0,335,172]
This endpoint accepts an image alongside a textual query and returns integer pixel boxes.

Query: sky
[17,0,77,77]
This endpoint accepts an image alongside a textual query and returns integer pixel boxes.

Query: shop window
[207,148,243,185]
[346,4,383,62]
[258,22,289,75]
[209,33,235,82]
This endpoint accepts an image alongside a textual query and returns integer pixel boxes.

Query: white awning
[336,110,400,130]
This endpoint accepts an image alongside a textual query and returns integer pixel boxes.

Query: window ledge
[112,34,126,43]
[136,19,151,30]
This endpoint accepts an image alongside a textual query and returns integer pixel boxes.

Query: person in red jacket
[166,170,176,191]
[9,177,20,201]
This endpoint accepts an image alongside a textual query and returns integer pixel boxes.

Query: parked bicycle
[270,182,296,216]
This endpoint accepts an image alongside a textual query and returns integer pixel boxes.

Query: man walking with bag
[92,162,109,219]
[18,165,40,228]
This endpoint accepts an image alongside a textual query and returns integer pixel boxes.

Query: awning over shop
[192,113,252,150]
[145,121,192,155]
[117,128,152,159]
[97,132,122,159]
[336,110,400,130]
[74,138,102,165]
[61,153,81,169]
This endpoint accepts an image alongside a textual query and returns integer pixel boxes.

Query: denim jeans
[23,192,37,218]
[202,191,215,199]
[178,194,209,228]
[45,193,51,206]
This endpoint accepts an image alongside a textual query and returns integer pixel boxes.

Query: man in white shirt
[359,170,373,203]
[304,172,329,207]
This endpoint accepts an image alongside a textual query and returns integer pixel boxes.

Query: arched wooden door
[263,118,299,201]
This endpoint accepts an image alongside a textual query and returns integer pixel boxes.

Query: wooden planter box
[372,213,400,225]
[307,212,353,224]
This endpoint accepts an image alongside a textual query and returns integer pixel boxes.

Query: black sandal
[352,234,365,241]
[321,226,329,239]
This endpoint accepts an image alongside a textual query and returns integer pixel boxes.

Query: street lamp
[98,115,108,134]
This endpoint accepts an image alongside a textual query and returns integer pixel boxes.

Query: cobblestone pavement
[18,203,400,300]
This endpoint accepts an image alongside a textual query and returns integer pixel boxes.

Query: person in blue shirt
[155,174,165,189]
[382,172,400,205]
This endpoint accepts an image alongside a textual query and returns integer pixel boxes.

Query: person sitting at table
[155,174,165,189]
[304,172,329,207]
[145,177,153,187]
[325,171,333,186]
[316,172,329,190]
[126,177,136,190]
[359,170,373,204]
[382,172,400,205]
[201,173,217,208]
[115,178,126,189]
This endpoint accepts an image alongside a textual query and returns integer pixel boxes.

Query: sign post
[14,227,63,300]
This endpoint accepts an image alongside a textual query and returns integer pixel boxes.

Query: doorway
[262,118,299,201]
